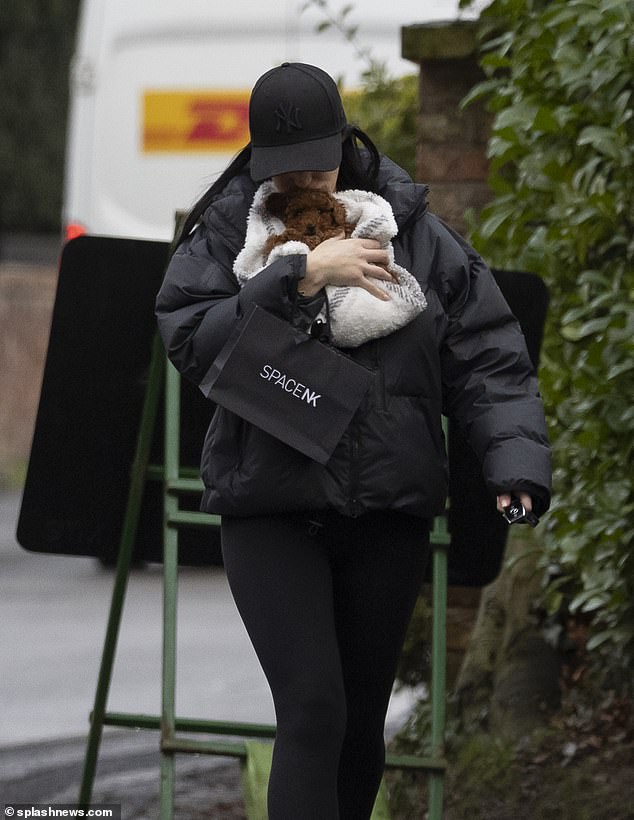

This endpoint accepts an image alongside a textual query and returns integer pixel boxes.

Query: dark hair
[172,125,381,250]
[337,124,381,192]
[172,143,252,250]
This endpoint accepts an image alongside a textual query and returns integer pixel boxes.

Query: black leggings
[221,510,430,820]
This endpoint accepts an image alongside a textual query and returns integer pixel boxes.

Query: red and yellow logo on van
[143,90,250,153]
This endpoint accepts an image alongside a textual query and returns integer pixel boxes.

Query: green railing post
[426,416,450,820]
[428,536,448,819]
[159,360,181,820]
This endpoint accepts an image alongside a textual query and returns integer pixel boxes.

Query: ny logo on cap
[274,102,302,133]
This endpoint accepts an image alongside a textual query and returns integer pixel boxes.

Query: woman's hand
[496,492,533,515]
[301,234,396,300]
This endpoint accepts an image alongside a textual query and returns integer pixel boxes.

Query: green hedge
[342,72,418,182]
[463,0,634,676]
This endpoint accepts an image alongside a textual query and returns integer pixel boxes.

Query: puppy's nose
[306,224,317,235]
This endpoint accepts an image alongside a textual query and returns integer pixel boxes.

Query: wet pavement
[0,490,256,816]
[0,490,276,745]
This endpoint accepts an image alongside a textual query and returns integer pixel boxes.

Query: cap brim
[250,133,342,182]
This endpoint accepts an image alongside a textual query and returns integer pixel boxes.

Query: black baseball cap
[249,62,347,182]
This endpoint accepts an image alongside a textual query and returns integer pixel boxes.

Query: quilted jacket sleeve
[433,218,552,515]
[155,208,313,387]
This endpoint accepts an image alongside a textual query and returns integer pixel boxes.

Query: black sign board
[17,236,218,564]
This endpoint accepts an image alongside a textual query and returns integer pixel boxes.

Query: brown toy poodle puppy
[263,189,355,257]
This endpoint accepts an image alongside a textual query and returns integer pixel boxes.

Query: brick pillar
[401,20,492,234]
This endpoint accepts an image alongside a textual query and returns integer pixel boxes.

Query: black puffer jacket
[156,158,551,519]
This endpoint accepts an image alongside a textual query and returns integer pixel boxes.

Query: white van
[62,0,466,243]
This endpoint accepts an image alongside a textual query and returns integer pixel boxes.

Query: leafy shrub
[462,0,634,675]
[342,72,418,182]
[0,0,81,232]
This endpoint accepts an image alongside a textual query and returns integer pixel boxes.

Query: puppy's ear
[264,192,289,220]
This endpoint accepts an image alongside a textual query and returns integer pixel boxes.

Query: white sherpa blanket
[233,181,427,348]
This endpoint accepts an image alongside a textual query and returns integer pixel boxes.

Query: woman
[156,62,551,820]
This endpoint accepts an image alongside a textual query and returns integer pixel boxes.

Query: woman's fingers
[363,261,395,281]
[356,240,391,273]
[304,237,396,298]
[359,275,391,301]
[496,492,533,514]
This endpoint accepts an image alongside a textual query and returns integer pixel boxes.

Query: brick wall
[0,263,57,485]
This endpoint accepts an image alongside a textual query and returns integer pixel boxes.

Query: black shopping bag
[200,305,375,464]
